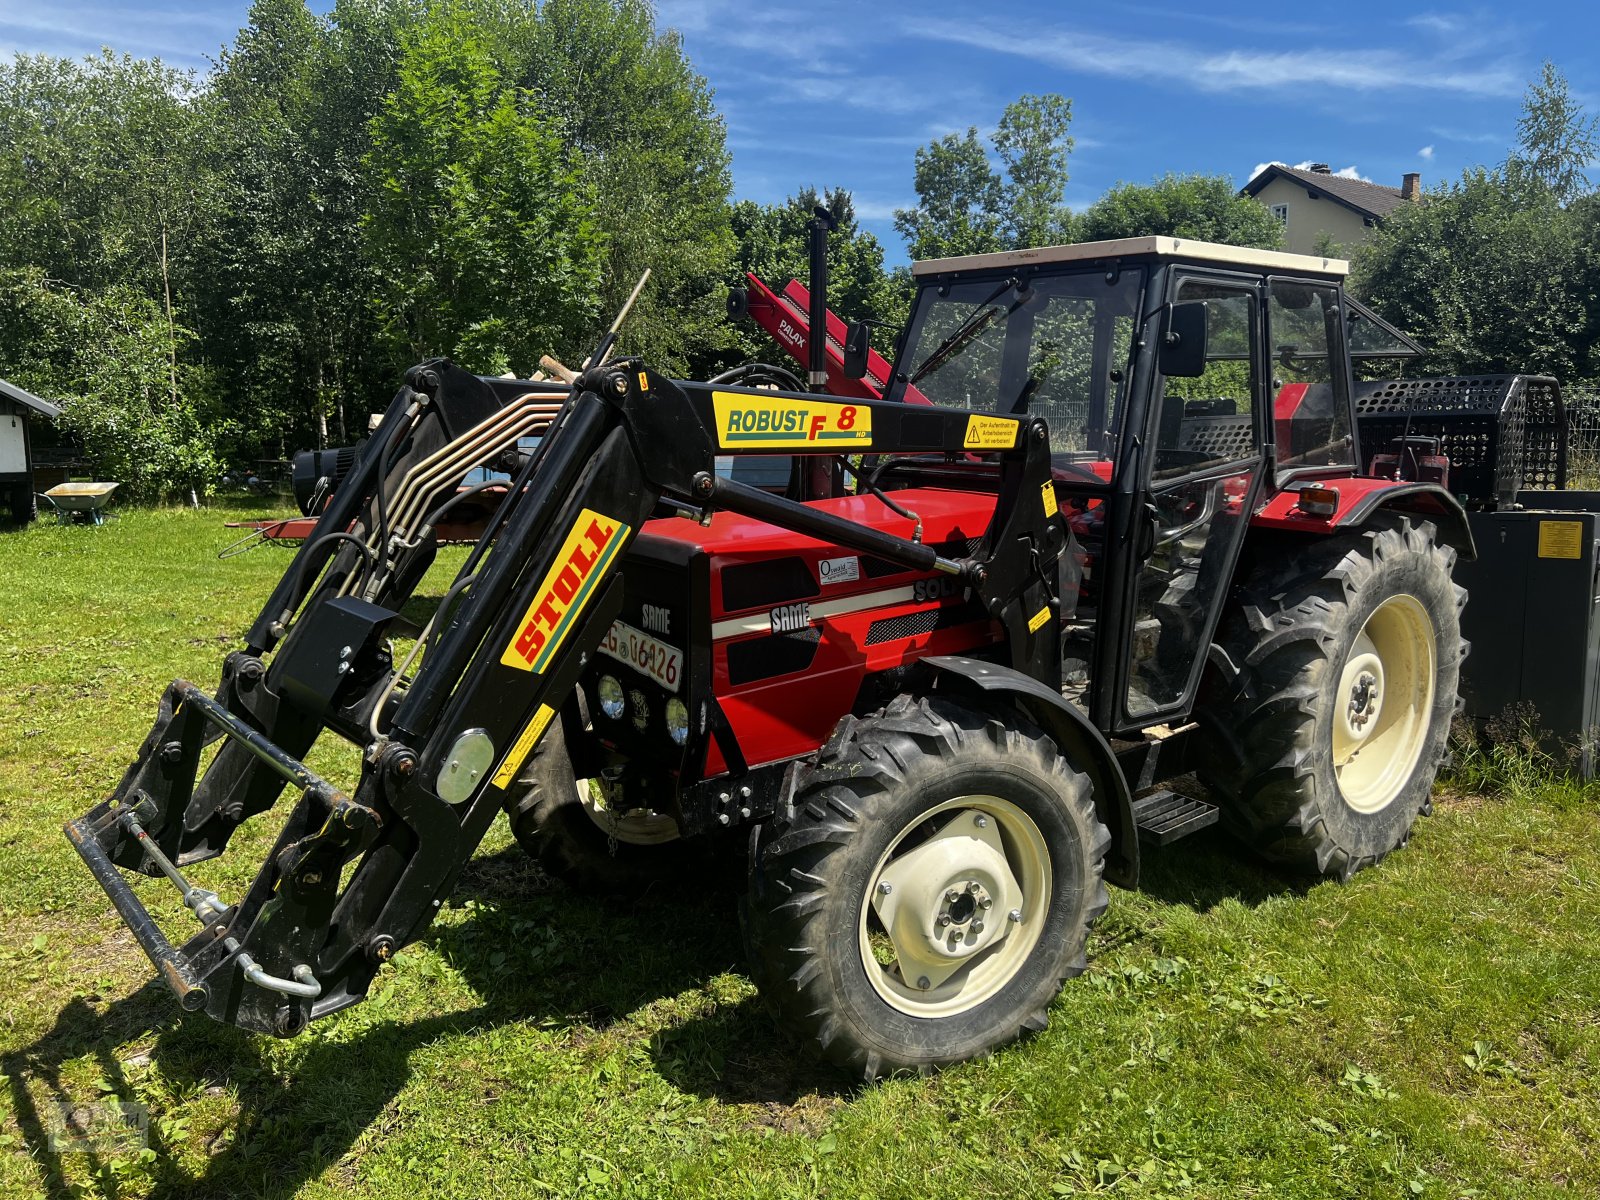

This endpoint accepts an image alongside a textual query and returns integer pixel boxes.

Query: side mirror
[842,320,873,380]
[1159,301,1208,378]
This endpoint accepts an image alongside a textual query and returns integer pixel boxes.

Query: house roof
[1242,164,1408,221]
[912,235,1347,279]
[0,377,61,419]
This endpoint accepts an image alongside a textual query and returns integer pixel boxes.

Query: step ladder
[1131,789,1219,846]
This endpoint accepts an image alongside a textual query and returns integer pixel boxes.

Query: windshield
[891,268,1144,470]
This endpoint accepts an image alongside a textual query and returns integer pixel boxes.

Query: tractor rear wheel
[745,694,1109,1080]
[1199,515,1464,879]
[503,706,711,895]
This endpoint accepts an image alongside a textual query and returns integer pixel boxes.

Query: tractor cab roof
[910,236,1349,281]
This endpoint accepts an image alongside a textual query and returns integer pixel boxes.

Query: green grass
[2,506,1599,1199]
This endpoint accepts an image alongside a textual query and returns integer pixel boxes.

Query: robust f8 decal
[501,508,630,673]
[712,391,872,449]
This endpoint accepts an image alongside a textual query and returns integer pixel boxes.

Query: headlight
[597,675,625,720]
[630,689,649,732]
[665,698,690,745]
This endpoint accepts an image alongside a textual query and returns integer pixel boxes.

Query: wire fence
[1566,385,1600,489]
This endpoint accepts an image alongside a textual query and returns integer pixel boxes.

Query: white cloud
[901,18,1523,99]
[1419,144,1436,160]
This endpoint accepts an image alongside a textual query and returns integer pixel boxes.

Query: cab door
[1114,275,1266,731]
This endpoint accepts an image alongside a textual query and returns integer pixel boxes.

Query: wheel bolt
[937,914,952,927]
[879,881,893,895]
[1008,908,1022,923]
[946,888,961,901]
[974,815,988,829]
[980,896,993,909]
[917,975,931,989]
[971,921,984,934]
[951,930,964,943]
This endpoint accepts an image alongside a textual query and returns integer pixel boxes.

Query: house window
[1270,203,1289,225]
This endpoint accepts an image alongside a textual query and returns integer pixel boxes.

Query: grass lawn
[1,506,1597,1200]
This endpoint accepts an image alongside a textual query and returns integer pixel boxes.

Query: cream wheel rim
[859,797,1051,1018]
[580,780,681,845]
[1333,594,1436,814]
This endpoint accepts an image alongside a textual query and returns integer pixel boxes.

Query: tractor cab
[883,237,1395,734]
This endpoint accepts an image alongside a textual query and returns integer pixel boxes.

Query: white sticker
[818,556,860,585]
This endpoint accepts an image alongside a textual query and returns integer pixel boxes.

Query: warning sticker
[1041,480,1059,519]
[1537,519,1585,560]
[491,704,557,790]
[963,414,1020,450]
[1027,605,1052,633]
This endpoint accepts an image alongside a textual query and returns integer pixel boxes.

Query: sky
[2,1,1597,265]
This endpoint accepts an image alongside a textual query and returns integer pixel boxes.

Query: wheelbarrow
[40,482,120,525]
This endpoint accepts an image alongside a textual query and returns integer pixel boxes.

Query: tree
[1351,167,1588,379]
[1076,173,1284,249]
[895,95,1074,261]
[1352,65,1597,381]
[1512,61,1599,204]
[512,0,736,375]
[362,6,605,374]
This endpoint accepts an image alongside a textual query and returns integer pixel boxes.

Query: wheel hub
[1336,639,1386,748]
[871,810,1023,990]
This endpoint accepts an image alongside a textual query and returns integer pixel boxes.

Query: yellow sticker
[963,413,1019,450]
[1027,606,1052,633]
[1537,519,1584,560]
[637,371,649,392]
[711,391,871,449]
[1041,480,1058,519]
[501,508,630,673]
[491,704,557,790]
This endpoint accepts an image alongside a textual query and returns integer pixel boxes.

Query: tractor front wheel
[745,694,1109,1080]
[1199,515,1464,878]
[503,706,712,895]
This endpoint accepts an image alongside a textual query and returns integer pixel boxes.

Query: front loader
[69,237,1479,1078]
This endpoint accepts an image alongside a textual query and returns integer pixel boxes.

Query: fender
[922,654,1138,889]
[1252,479,1477,560]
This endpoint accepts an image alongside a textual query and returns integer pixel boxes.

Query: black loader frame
[67,360,1073,1038]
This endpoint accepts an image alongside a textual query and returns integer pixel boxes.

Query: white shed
[1,377,62,524]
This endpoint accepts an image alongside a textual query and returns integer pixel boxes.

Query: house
[0,377,62,524]
[1242,163,1420,256]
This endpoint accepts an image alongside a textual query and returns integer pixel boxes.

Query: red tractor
[69,236,1474,1080]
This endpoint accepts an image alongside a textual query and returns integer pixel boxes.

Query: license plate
[597,620,683,693]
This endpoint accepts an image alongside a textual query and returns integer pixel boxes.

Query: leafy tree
[362,5,605,374]
[0,268,226,497]
[511,0,736,374]
[1351,168,1587,379]
[1076,173,1284,249]
[895,94,1074,261]
[1353,65,1597,381]
[1511,61,1599,204]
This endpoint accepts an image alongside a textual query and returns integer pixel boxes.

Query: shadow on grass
[4,846,842,1199]
[1133,824,1315,913]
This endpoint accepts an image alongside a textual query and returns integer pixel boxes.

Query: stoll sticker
[712,391,871,449]
[963,413,1020,450]
[818,555,860,585]
[491,704,557,790]
[501,508,630,673]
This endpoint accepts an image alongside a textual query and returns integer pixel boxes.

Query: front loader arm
[66,360,1066,1036]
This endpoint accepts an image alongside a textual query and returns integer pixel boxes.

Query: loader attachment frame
[65,358,1065,1036]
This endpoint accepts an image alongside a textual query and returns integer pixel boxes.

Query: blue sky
[3,1,1596,265]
